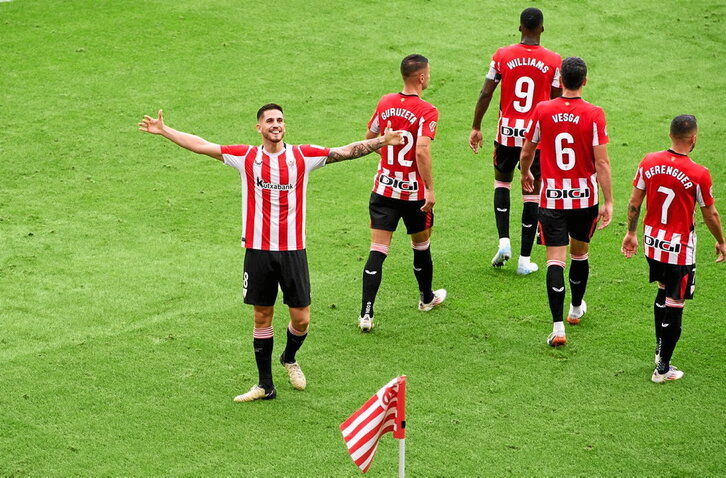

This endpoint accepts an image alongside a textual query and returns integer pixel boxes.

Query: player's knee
[253,306,274,326]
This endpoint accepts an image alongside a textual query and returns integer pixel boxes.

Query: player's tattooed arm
[626,203,641,232]
[621,187,646,258]
[326,122,403,164]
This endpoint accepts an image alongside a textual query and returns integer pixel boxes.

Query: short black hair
[670,115,698,139]
[561,57,587,90]
[257,103,283,121]
[520,7,543,30]
[400,54,429,78]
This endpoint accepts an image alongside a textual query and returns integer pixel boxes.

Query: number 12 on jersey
[386,130,414,167]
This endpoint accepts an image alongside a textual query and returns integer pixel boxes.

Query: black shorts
[493,142,541,180]
[243,249,311,308]
[369,192,434,234]
[647,257,696,300]
[537,205,599,247]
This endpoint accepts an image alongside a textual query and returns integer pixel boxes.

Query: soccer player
[469,7,562,274]
[520,56,613,346]
[621,115,725,383]
[358,54,446,332]
[138,105,403,401]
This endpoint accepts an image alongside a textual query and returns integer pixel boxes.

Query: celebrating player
[358,54,446,332]
[520,56,613,346]
[621,115,725,383]
[138,105,403,401]
[469,7,561,274]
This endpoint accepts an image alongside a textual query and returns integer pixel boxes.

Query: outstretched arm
[621,187,646,258]
[469,78,498,153]
[594,144,613,229]
[700,204,726,262]
[326,122,403,164]
[138,110,223,161]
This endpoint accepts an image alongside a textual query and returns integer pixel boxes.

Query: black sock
[520,202,538,257]
[657,305,683,374]
[654,288,667,356]
[413,245,434,304]
[253,336,274,391]
[569,257,589,307]
[494,187,510,239]
[282,325,307,364]
[361,250,387,317]
[546,263,566,323]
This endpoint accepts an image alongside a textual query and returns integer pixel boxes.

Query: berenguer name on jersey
[643,165,693,189]
[380,108,417,124]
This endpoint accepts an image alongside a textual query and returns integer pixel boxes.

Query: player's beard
[264,129,285,143]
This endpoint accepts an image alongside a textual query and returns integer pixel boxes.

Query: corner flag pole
[393,375,407,478]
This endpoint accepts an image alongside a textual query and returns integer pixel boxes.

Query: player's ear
[518,25,523,33]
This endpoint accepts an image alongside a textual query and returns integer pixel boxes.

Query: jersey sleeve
[524,104,542,143]
[551,65,561,88]
[592,107,609,146]
[299,144,330,172]
[485,49,501,82]
[221,144,251,170]
[418,106,439,140]
[368,107,380,134]
[696,168,715,207]
[633,162,647,190]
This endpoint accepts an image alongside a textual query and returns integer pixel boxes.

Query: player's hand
[521,170,535,193]
[382,121,404,146]
[138,109,165,135]
[715,242,726,263]
[421,188,435,212]
[469,129,483,154]
[597,202,613,230]
[621,232,638,258]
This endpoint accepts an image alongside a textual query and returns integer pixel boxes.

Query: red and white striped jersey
[633,150,715,265]
[367,93,438,201]
[221,143,329,251]
[486,43,561,147]
[525,97,608,209]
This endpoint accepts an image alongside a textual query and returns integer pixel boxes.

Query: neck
[670,143,691,156]
[562,87,583,98]
[263,140,284,154]
[520,33,540,45]
[401,82,422,96]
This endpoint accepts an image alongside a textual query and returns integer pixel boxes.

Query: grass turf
[1,0,724,475]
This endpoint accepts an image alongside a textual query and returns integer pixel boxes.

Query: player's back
[635,150,713,264]
[491,43,561,146]
[368,93,438,201]
[528,97,608,209]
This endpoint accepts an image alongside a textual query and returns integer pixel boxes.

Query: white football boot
[359,314,374,332]
[651,365,684,383]
[233,385,277,402]
[418,289,447,312]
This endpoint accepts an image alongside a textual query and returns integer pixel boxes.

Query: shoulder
[221,144,253,156]
[540,46,562,62]
[297,144,330,156]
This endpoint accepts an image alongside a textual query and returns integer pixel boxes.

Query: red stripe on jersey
[244,148,257,249]
[293,146,306,249]
[276,153,290,251]
[260,152,272,250]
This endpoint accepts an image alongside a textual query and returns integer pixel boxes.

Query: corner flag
[340,376,407,474]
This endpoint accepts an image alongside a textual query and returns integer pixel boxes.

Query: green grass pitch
[1,0,724,475]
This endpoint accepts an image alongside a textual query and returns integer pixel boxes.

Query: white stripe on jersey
[545,178,556,209]
[268,154,281,248]
[644,224,653,260]
[252,149,264,250]
[286,149,299,250]
[408,170,417,195]
[531,120,541,143]
[562,178,573,209]
[578,177,589,209]
[299,149,310,251]
[592,121,599,146]
[590,173,599,207]
[686,229,696,265]
[696,183,705,207]
[486,61,499,81]
[667,232,681,265]
[375,168,389,196]
[654,228,666,262]
[417,116,425,138]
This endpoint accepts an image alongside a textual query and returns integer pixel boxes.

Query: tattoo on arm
[327,138,383,164]
[627,204,641,232]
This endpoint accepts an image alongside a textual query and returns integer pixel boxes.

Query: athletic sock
[412,240,434,304]
[520,197,538,257]
[361,244,388,317]
[494,182,511,239]
[569,253,589,307]
[654,287,667,356]
[281,322,308,364]
[253,327,274,392]
[546,260,566,324]
[657,300,684,374]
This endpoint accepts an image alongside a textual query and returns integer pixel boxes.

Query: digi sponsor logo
[379,174,418,191]
[644,234,681,253]
[500,125,527,138]
[545,188,591,200]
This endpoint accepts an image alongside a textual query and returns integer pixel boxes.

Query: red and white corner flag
[340,376,407,474]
